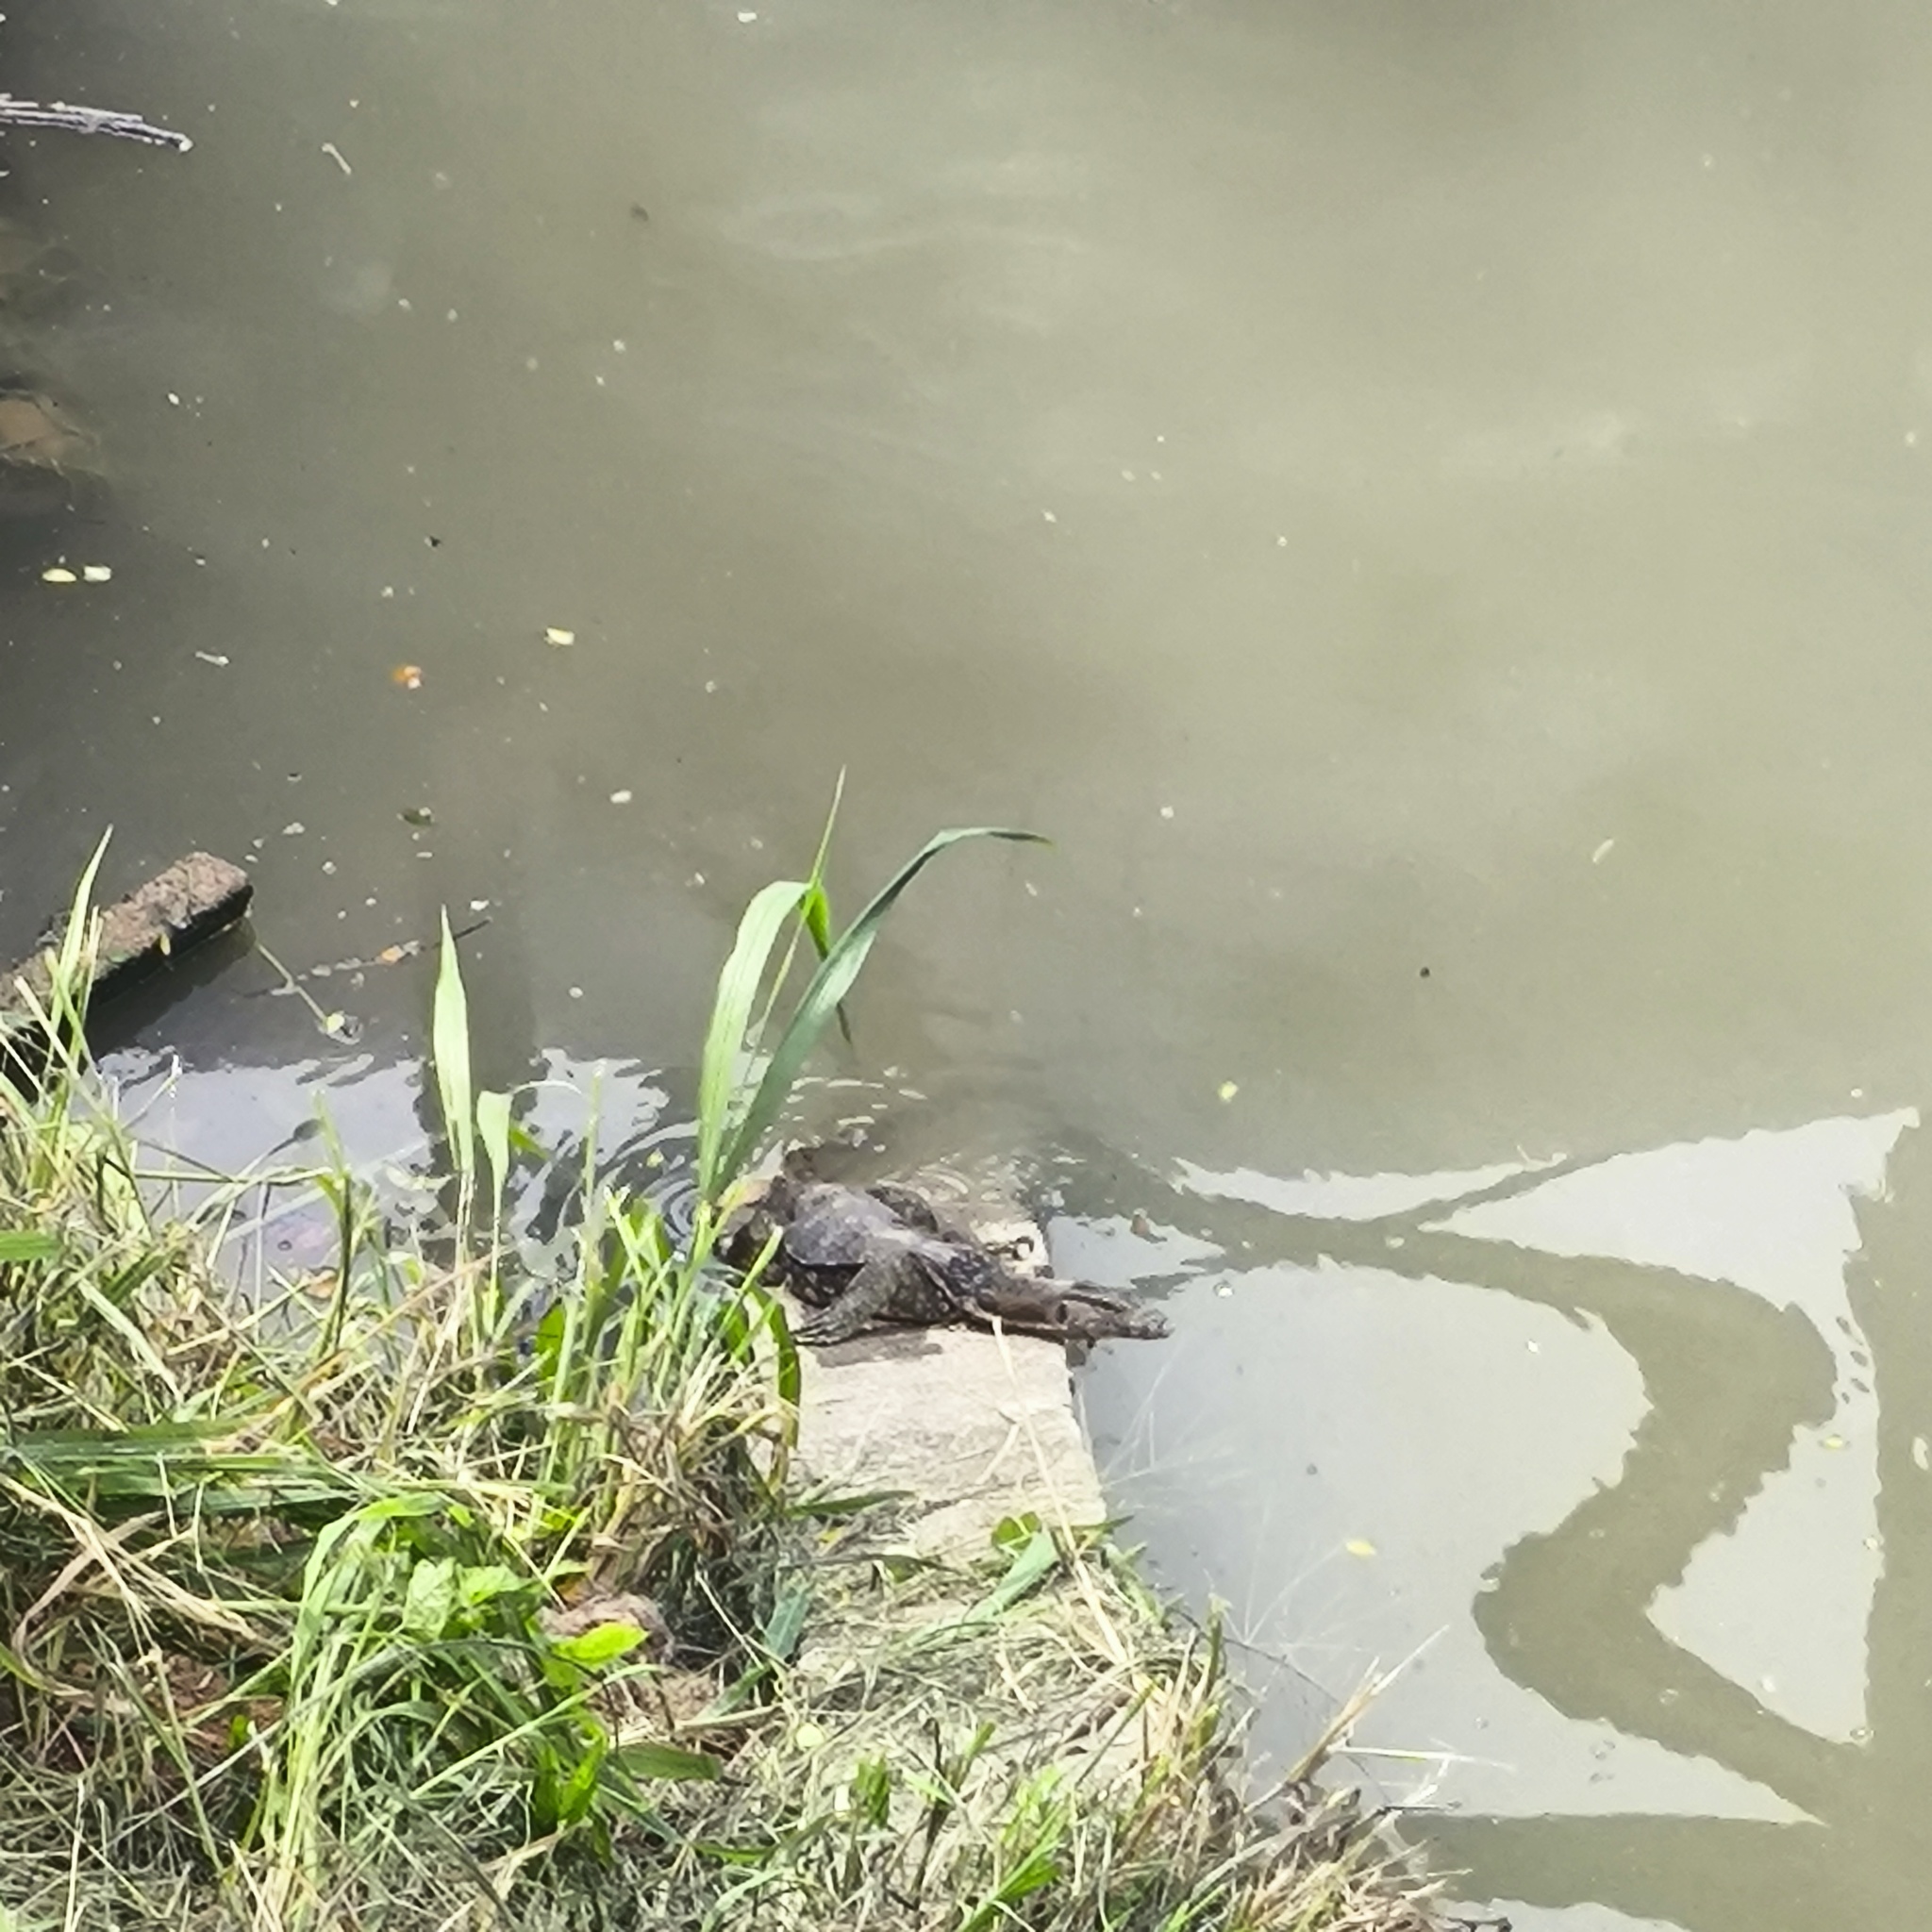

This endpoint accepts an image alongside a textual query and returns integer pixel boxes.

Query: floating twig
[0,94,192,152]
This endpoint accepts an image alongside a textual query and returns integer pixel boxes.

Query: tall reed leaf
[711,826,1045,1194]
[696,878,814,1199]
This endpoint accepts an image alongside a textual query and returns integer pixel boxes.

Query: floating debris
[0,94,193,152]
[391,663,424,690]
[40,566,75,583]
[82,564,111,582]
[544,625,575,647]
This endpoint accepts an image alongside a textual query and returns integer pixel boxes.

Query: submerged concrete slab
[795,1322,1107,1558]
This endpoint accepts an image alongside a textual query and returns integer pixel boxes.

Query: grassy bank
[0,837,1444,1931]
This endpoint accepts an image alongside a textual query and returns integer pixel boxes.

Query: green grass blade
[0,1231,58,1263]
[715,827,1046,1189]
[54,829,110,994]
[432,909,475,1195]
[476,1090,511,1223]
[696,879,811,1197]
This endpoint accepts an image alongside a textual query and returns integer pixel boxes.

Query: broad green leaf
[403,1557,457,1639]
[456,1564,526,1614]
[432,909,475,1191]
[991,1512,1042,1554]
[550,1621,648,1669]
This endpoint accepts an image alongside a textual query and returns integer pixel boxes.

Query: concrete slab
[795,1322,1107,1557]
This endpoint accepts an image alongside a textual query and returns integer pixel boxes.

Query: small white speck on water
[704,678,718,693]
[1159,805,1174,820]
[1276,535,1288,547]
[380,585,394,599]
[569,986,584,1000]
[194,650,229,667]
[1591,838,1616,864]
[322,859,337,874]
[609,789,633,804]
[470,899,489,912]
[282,822,305,837]
[1122,468,1136,481]
[1041,509,1057,523]
[544,625,575,646]
[1907,430,1920,447]
[737,9,757,19]
[525,355,540,372]
[167,391,181,406]
[691,872,706,887]
[446,308,458,322]
[40,567,75,584]
[612,340,627,353]
[82,564,111,582]
[1914,1436,1929,1471]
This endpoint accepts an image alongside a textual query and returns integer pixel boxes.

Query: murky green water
[10,2,1932,1922]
